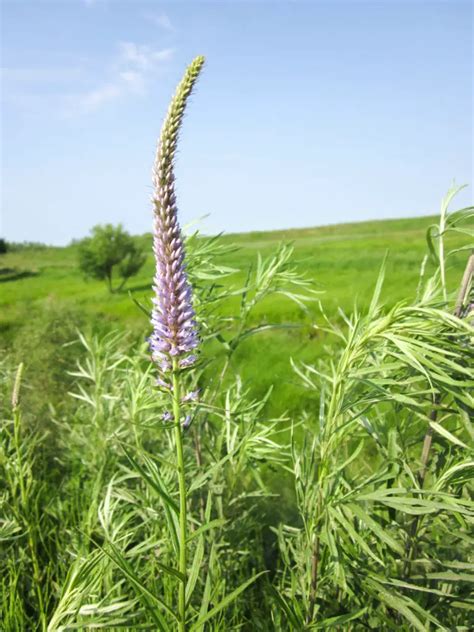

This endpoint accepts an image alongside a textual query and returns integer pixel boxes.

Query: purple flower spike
[149,56,205,377]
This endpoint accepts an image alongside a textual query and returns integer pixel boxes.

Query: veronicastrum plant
[89,55,268,631]
[148,55,204,632]
[43,56,315,631]
[145,54,290,630]
[40,226,314,629]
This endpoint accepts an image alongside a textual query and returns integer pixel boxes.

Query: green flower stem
[172,359,187,631]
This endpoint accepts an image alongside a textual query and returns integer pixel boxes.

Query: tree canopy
[78,224,146,292]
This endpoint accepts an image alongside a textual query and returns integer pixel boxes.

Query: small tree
[0,238,8,254]
[78,224,146,292]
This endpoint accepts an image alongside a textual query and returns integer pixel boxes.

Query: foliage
[1,214,470,417]
[1,229,316,630]
[78,224,146,293]
[2,240,48,251]
[0,238,8,254]
[274,291,473,629]
[1,187,473,630]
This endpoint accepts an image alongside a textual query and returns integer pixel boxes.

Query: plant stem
[172,360,187,632]
[417,408,436,488]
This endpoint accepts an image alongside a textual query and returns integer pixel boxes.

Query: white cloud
[144,12,175,32]
[75,82,121,111]
[119,70,145,94]
[2,42,174,116]
[119,42,173,71]
[68,43,174,115]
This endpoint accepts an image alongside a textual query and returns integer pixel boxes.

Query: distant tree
[0,238,8,254]
[5,241,48,251]
[78,224,146,293]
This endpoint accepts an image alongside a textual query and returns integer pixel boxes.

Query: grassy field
[1,214,469,415]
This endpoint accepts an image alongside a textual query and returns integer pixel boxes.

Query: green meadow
[1,214,469,418]
[2,211,473,630]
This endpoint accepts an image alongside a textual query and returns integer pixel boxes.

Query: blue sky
[1,0,472,245]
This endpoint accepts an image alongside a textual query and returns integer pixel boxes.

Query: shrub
[78,224,146,293]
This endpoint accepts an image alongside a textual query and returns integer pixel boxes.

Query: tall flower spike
[149,56,205,377]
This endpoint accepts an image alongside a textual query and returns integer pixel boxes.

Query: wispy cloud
[74,82,121,110]
[2,42,174,116]
[67,43,174,115]
[119,42,173,71]
[144,11,175,32]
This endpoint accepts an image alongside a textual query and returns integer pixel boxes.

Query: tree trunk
[106,269,114,293]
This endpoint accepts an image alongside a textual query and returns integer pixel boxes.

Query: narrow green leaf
[122,446,179,515]
[188,454,231,494]
[97,540,175,629]
[426,224,439,263]
[186,534,205,605]
[330,507,384,566]
[190,572,266,630]
[348,503,404,555]
[187,519,227,542]
[155,560,185,583]
[368,257,386,316]
[269,585,303,629]
[195,543,216,630]
[429,421,469,449]
[310,607,367,629]
[376,589,425,631]
[426,571,474,582]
